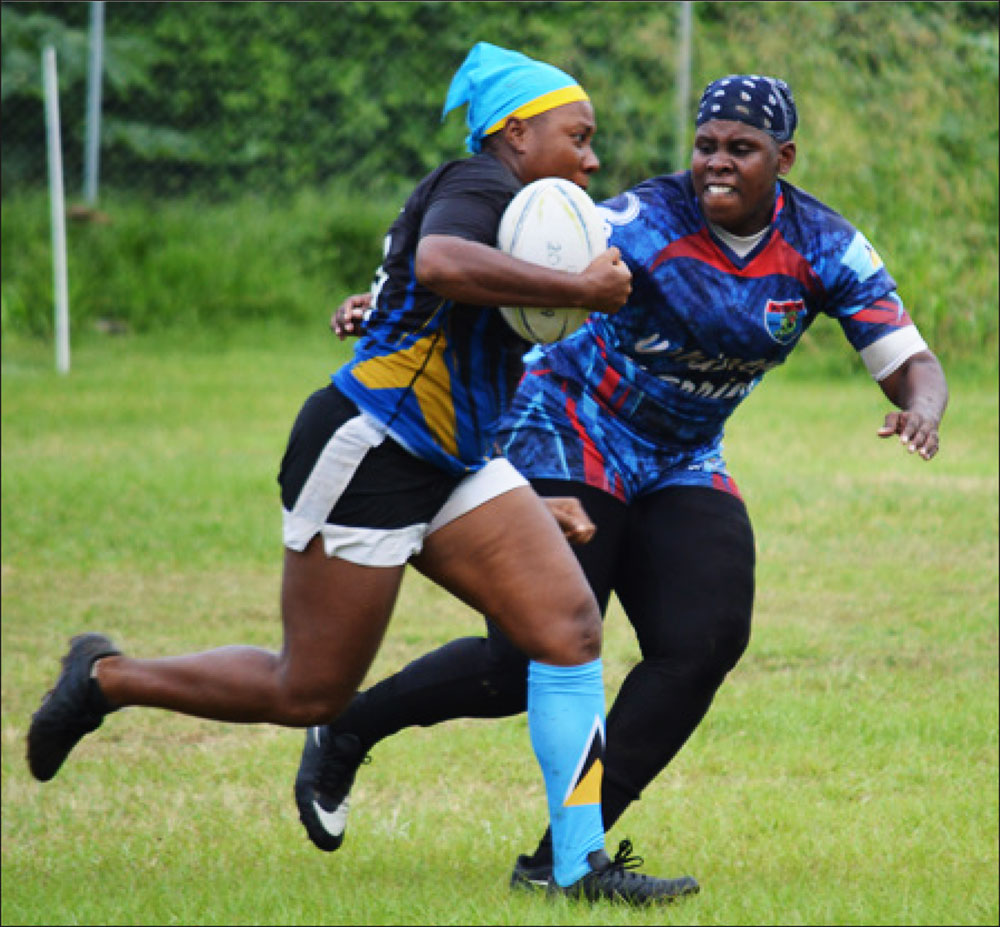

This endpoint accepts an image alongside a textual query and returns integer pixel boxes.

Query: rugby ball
[497,177,607,344]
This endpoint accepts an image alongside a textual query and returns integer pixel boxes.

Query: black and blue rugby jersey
[333,152,529,475]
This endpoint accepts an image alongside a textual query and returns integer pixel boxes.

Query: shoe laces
[606,838,644,874]
[593,838,655,891]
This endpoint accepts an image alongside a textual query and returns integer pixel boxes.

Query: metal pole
[675,1,693,172]
[83,1,105,204]
[43,46,71,374]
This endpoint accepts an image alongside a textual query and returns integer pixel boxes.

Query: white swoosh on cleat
[313,796,350,837]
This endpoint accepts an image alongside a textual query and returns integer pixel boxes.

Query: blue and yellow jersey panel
[333,153,526,476]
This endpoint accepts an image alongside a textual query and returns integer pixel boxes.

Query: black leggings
[334,481,756,832]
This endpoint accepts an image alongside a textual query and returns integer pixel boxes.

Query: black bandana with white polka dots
[695,74,797,142]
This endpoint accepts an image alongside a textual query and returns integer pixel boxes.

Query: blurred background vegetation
[1,1,997,374]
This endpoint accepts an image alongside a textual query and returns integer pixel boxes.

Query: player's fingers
[563,519,596,545]
[877,411,904,438]
[575,523,597,545]
[907,422,939,459]
[544,497,596,543]
[917,432,940,460]
[903,419,937,456]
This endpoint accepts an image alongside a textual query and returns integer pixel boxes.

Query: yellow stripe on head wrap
[483,84,591,137]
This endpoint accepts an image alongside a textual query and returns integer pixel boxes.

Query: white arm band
[859,325,929,381]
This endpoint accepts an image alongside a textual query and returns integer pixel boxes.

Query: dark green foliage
[3,0,996,197]
[1,1,697,196]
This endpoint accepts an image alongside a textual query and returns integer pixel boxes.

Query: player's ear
[777,141,796,175]
[502,117,529,153]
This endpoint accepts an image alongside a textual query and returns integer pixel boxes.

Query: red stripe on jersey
[650,228,822,294]
[712,472,743,500]
[564,393,622,499]
[594,364,628,412]
[650,228,728,273]
[589,330,629,412]
[851,299,912,327]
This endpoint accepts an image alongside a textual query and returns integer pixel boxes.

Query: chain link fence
[4,1,227,199]
[2,1,691,205]
[5,1,395,201]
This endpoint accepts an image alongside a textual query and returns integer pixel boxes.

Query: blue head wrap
[695,74,797,142]
[442,41,589,154]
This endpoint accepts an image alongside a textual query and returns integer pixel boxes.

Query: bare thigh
[278,535,407,720]
[413,486,601,665]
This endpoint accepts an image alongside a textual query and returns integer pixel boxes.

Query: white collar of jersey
[708,222,769,259]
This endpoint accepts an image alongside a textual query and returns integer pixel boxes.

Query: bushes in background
[1,1,996,368]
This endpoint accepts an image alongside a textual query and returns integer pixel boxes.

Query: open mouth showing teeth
[706,185,735,195]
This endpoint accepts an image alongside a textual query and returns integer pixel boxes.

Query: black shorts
[278,384,526,566]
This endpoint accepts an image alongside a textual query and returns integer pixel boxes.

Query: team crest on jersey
[763,298,806,344]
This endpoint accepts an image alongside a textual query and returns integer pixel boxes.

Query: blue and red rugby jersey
[498,171,927,500]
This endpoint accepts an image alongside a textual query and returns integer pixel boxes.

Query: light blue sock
[527,658,606,887]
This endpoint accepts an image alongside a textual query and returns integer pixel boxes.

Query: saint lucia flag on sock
[527,658,606,887]
[563,715,604,807]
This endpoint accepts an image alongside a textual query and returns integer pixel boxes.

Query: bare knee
[570,604,602,662]
[271,679,355,727]
[523,591,602,666]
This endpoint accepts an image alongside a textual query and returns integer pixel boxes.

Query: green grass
[2,324,997,926]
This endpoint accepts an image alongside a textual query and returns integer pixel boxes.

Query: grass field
[2,324,997,926]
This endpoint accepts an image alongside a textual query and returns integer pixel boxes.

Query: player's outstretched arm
[875,350,949,460]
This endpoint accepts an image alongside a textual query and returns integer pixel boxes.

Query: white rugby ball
[497,177,608,344]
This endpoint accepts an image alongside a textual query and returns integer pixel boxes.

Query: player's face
[520,101,600,191]
[691,120,796,236]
